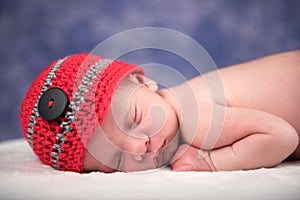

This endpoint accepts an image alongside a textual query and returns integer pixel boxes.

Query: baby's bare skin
[161,50,300,171]
[84,50,300,172]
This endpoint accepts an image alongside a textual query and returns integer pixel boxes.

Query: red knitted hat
[20,53,144,172]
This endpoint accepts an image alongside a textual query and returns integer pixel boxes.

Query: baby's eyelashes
[128,104,142,130]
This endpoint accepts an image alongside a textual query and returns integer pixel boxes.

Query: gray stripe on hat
[27,57,68,146]
[51,58,112,170]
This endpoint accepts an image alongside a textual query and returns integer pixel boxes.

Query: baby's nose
[122,133,150,155]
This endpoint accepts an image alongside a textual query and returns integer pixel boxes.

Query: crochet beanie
[20,53,144,172]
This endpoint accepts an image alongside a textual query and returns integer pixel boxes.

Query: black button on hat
[38,88,69,121]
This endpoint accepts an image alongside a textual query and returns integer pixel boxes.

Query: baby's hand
[170,144,216,172]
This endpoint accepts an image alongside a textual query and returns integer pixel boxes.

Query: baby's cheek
[143,104,167,137]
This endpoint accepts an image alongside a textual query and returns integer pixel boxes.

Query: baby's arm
[172,106,299,171]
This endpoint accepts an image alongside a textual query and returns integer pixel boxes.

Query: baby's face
[84,74,180,172]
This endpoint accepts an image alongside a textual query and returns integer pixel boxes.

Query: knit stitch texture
[20,53,144,172]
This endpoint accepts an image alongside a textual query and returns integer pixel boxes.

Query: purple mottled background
[0,0,299,141]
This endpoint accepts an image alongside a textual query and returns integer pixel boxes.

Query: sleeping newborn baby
[20,50,300,173]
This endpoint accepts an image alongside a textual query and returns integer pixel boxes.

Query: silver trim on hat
[27,57,68,146]
[51,58,112,170]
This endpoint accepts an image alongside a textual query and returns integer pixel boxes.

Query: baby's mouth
[153,140,167,167]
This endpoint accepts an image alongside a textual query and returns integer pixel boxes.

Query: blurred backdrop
[0,0,299,141]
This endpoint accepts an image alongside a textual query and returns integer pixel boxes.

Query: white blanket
[1,139,300,200]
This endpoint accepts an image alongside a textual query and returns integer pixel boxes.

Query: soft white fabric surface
[1,139,300,200]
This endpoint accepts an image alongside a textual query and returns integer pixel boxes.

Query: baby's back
[219,50,300,135]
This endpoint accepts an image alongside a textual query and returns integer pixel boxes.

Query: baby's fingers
[170,144,215,171]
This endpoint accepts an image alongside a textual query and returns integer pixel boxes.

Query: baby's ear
[130,74,158,92]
